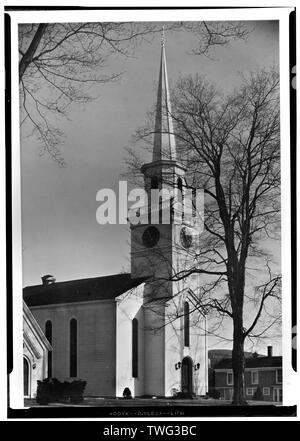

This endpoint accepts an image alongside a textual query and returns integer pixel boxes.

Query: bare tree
[19,21,249,165]
[126,67,281,405]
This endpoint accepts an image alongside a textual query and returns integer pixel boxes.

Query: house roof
[23,273,146,307]
[214,355,282,370]
[208,349,260,359]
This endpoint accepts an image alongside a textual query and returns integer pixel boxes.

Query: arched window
[132,318,138,378]
[69,318,77,378]
[23,357,29,397]
[45,320,52,378]
[151,176,159,190]
[184,302,190,347]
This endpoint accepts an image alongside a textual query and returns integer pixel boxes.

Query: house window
[132,318,138,378]
[251,370,259,385]
[227,372,233,385]
[69,318,77,378]
[184,302,190,347]
[246,388,255,396]
[45,320,52,378]
[263,387,270,396]
[276,369,282,384]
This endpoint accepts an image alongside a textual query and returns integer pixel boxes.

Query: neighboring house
[214,346,282,403]
[23,301,52,398]
[23,39,208,399]
[208,349,262,394]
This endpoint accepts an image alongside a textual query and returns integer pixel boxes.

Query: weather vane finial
[161,26,165,47]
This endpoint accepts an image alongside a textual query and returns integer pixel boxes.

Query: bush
[36,378,87,404]
[253,387,263,401]
[122,387,132,399]
[210,389,221,399]
[171,390,194,399]
[67,380,87,403]
[36,378,51,404]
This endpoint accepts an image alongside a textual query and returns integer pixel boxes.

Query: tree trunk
[232,313,247,405]
[19,24,47,82]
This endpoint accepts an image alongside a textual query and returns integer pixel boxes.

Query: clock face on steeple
[142,226,160,248]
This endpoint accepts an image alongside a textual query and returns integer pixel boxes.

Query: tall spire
[152,28,177,162]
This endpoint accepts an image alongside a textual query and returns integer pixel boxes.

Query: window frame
[184,301,190,347]
[263,387,270,396]
[251,370,259,385]
[45,320,52,378]
[132,318,138,378]
[227,372,233,386]
[246,387,255,396]
[69,318,78,378]
[276,369,282,384]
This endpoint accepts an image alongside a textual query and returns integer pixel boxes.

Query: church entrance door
[181,356,193,397]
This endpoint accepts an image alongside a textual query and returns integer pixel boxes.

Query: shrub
[36,378,86,404]
[122,387,132,399]
[36,378,51,404]
[172,391,194,399]
[253,387,263,401]
[210,389,221,399]
[67,380,87,403]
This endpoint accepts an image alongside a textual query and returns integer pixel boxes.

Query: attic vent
[42,274,56,285]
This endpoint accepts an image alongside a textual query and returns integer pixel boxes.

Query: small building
[208,349,262,395]
[23,301,52,398]
[214,346,282,402]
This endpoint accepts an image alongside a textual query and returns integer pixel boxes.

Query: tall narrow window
[151,176,159,189]
[132,318,138,378]
[69,318,77,378]
[177,177,183,194]
[177,177,184,220]
[184,302,190,347]
[23,357,29,396]
[45,320,52,378]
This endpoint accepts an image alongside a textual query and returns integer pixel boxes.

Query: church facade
[23,37,208,398]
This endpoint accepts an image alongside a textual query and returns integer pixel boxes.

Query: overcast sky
[20,21,280,353]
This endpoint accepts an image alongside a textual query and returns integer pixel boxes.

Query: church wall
[30,300,116,396]
[164,299,182,396]
[115,285,144,397]
[188,312,208,396]
[143,293,166,397]
[164,294,208,397]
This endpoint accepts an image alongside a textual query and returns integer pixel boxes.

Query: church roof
[23,273,146,307]
[152,29,177,162]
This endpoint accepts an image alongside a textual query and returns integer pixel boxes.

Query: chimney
[267,346,273,357]
[42,274,56,285]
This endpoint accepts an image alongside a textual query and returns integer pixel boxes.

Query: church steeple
[152,28,177,162]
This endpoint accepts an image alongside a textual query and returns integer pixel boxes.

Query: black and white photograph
[2,4,298,422]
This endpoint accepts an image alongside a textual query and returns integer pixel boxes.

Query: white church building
[23,37,208,399]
